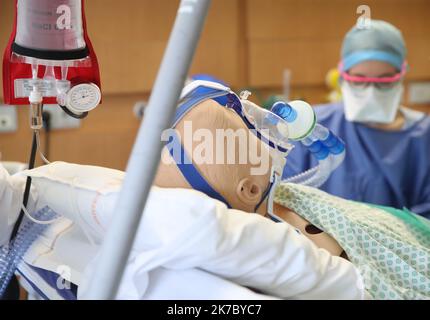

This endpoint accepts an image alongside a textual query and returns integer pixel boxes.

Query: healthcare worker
[283,20,430,218]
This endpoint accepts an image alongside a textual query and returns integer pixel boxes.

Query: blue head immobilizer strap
[173,85,238,126]
[167,132,231,208]
[253,174,274,212]
[167,85,235,208]
[173,85,289,153]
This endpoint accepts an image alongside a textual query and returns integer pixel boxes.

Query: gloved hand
[0,164,38,246]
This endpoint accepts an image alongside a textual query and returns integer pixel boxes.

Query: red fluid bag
[3,0,101,111]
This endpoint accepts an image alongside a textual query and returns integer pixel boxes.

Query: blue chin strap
[167,84,235,208]
[168,84,237,208]
[167,132,232,208]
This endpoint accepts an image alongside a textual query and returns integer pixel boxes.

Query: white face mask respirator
[341,82,404,124]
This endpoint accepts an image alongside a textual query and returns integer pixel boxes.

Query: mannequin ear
[236,178,262,206]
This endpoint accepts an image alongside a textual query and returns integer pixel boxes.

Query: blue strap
[254,178,274,213]
[174,86,288,153]
[173,87,231,127]
[268,214,282,223]
[241,115,289,152]
[167,132,231,208]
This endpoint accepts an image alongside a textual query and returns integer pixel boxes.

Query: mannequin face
[273,203,345,258]
[155,99,273,215]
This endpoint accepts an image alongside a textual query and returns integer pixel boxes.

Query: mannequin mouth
[305,224,323,234]
[340,250,349,261]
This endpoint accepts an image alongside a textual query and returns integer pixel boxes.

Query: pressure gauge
[66,83,101,114]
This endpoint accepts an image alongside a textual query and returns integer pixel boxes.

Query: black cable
[42,110,51,159]
[0,274,20,300]
[9,132,38,242]
[59,104,89,119]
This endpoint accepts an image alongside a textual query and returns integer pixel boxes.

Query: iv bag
[3,0,101,105]
[13,0,88,60]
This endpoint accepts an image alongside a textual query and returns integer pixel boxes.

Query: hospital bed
[7,162,365,301]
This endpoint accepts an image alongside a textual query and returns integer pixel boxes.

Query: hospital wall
[0,0,429,170]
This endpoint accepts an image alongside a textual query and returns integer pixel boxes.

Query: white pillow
[19,161,123,243]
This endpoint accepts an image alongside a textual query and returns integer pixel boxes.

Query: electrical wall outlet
[408,82,430,104]
[0,105,18,133]
[42,105,81,130]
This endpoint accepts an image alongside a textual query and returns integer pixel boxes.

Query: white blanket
[17,162,366,300]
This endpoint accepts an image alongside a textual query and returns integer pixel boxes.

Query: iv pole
[84,0,212,299]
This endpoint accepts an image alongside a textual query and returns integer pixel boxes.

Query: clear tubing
[20,204,59,225]
[285,150,346,188]
[284,165,320,184]
[284,123,346,188]
[306,152,345,188]
[43,65,56,81]
[31,64,38,80]
[35,130,51,165]
[312,124,330,140]
[30,104,43,130]
[284,160,329,188]
[299,158,332,188]
[61,66,69,81]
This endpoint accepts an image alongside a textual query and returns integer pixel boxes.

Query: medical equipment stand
[83,0,212,299]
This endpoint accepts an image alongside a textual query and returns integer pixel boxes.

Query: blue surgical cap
[341,20,406,71]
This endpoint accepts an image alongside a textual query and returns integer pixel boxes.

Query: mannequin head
[155,99,273,215]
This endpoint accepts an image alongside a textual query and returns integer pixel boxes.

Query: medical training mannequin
[154,99,345,257]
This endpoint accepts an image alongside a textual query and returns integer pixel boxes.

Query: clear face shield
[178,80,295,152]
